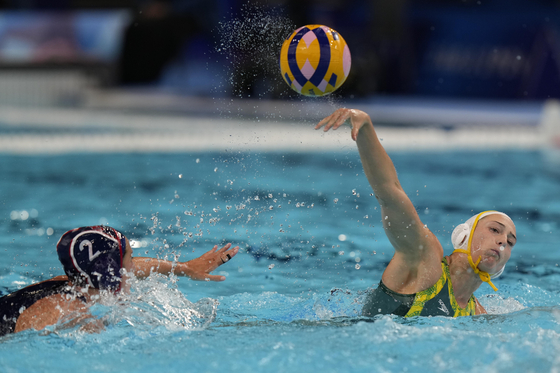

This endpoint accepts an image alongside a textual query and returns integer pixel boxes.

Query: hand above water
[132,243,239,282]
[315,108,373,141]
[178,243,240,282]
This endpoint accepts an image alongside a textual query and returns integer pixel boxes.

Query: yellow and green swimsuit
[362,258,476,317]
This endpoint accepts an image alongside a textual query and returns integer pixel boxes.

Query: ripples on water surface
[1,151,560,373]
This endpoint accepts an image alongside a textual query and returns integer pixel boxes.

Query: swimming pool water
[1,150,560,373]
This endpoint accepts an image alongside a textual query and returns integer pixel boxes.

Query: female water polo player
[316,109,516,317]
[0,226,238,335]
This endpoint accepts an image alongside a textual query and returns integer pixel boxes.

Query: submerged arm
[15,294,101,334]
[475,298,487,315]
[132,243,239,281]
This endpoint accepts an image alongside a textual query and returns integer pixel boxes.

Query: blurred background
[0,0,558,111]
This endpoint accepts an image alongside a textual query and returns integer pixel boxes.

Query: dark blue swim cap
[56,226,127,291]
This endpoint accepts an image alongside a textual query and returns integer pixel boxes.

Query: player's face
[470,215,516,274]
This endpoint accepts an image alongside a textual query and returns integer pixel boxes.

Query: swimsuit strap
[405,259,476,317]
[405,261,448,317]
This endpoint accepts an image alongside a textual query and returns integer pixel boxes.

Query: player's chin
[479,255,500,272]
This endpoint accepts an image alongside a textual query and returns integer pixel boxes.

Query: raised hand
[315,108,373,141]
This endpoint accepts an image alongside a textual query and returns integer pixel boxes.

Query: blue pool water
[1,150,560,372]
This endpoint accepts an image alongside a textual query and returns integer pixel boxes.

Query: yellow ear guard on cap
[452,210,507,291]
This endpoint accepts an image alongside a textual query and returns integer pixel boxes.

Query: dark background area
[1,0,560,101]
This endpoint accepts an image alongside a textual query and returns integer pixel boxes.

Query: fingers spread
[315,116,330,130]
[217,243,232,253]
[316,109,350,132]
[323,110,345,131]
[218,252,231,264]
[217,244,239,259]
[332,112,350,130]
[226,246,239,258]
[316,109,341,130]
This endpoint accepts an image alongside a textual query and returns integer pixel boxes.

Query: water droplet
[338,234,347,241]
[355,264,361,270]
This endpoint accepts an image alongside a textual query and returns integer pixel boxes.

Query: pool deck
[0,90,548,154]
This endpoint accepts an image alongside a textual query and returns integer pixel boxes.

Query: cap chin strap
[452,211,499,291]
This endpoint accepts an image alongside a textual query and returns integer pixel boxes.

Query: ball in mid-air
[279,24,351,97]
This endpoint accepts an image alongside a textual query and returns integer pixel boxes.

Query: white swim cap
[451,211,514,288]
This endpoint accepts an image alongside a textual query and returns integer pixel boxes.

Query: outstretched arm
[132,243,239,282]
[316,109,443,292]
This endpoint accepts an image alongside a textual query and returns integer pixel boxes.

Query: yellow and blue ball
[279,24,351,97]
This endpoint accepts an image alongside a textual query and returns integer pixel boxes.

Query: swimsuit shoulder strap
[405,261,449,317]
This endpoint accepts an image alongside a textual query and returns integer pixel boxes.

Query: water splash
[215,3,296,101]
[62,273,220,334]
[122,273,218,331]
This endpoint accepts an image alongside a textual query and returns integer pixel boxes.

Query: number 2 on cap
[79,240,101,261]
